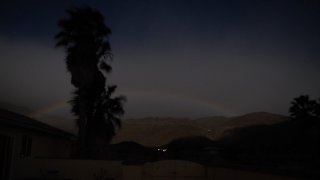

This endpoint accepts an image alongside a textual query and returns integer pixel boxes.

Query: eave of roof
[0,108,77,140]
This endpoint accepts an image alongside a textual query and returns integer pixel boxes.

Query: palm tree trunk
[78,90,88,158]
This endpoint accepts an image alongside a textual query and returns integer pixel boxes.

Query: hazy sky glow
[1,0,320,123]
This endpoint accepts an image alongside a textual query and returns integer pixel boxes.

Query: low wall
[207,167,297,180]
[13,159,298,180]
[13,159,123,180]
[143,160,206,180]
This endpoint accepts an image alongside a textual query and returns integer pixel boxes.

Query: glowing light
[157,148,167,152]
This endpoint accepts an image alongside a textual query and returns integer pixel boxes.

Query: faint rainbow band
[29,90,237,118]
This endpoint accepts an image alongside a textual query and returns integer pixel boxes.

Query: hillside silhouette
[112,112,288,146]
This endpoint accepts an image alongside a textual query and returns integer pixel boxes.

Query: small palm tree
[289,95,319,125]
[55,6,125,157]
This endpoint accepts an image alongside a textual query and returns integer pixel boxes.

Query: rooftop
[0,108,76,139]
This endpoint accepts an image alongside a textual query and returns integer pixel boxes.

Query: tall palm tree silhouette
[55,7,125,157]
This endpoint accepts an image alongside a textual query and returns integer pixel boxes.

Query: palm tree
[86,85,125,157]
[55,6,125,157]
[289,95,319,126]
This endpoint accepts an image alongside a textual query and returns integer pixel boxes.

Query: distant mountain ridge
[0,103,289,146]
[112,112,289,146]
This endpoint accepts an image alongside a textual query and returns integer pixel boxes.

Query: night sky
[1,0,320,125]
